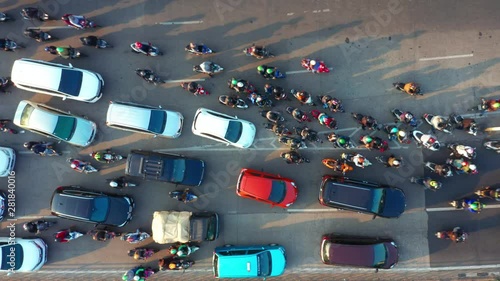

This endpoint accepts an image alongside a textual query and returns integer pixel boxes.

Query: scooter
[450,198,484,213]
[88,229,122,242]
[447,143,476,159]
[449,114,478,136]
[409,177,442,191]
[424,161,453,177]
[1,39,23,51]
[181,82,209,96]
[257,66,286,79]
[169,188,198,203]
[280,151,310,164]
[423,113,452,134]
[260,110,284,124]
[265,85,288,101]
[293,126,322,143]
[130,42,162,56]
[121,229,151,244]
[62,14,98,29]
[243,44,274,59]
[54,229,84,243]
[286,107,310,123]
[20,7,50,21]
[301,58,330,73]
[23,220,57,234]
[412,130,441,151]
[318,95,345,113]
[90,151,125,164]
[290,89,315,106]
[351,113,379,131]
[322,159,353,174]
[341,153,372,168]
[279,136,307,150]
[68,158,99,174]
[168,243,200,258]
[23,29,54,42]
[218,95,248,109]
[435,227,468,243]
[392,109,418,127]
[128,248,159,261]
[135,69,165,85]
[264,123,290,136]
[0,12,13,22]
[475,187,500,201]
[80,36,112,48]
[228,79,256,94]
[193,61,223,76]
[483,140,500,153]
[393,82,422,96]
[185,43,214,55]
[327,133,356,149]
[159,259,195,271]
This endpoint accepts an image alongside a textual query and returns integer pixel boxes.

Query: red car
[236,168,298,208]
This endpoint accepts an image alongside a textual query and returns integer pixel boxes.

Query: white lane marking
[156,20,203,25]
[286,13,294,16]
[285,68,333,75]
[287,209,339,213]
[26,26,73,30]
[156,145,408,152]
[419,53,473,61]
[164,79,205,83]
[426,204,500,212]
[485,127,500,132]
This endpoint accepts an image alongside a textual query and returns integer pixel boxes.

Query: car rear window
[1,244,23,270]
[257,251,272,277]
[148,110,167,133]
[268,180,286,203]
[59,69,83,96]
[225,121,242,143]
[370,189,384,213]
[20,103,36,126]
[53,116,76,141]
[89,197,109,222]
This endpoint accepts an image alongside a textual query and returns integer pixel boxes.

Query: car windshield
[268,180,286,203]
[52,116,76,141]
[372,243,387,267]
[89,196,109,222]
[224,121,243,143]
[20,103,36,126]
[370,189,384,214]
[0,244,23,270]
[169,159,186,182]
[58,69,83,96]
[148,110,167,134]
[257,251,272,277]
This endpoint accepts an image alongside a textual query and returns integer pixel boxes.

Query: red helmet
[135,42,142,48]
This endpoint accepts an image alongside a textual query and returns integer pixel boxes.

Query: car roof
[239,169,275,199]
[22,102,59,133]
[51,190,96,220]
[328,242,377,267]
[323,180,378,209]
[217,254,259,277]
[194,109,231,137]
[11,59,63,90]
[107,103,153,129]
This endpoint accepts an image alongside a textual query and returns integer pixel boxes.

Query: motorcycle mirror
[153,135,157,138]
[62,96,67,100]
[372,214,377,220]
[68,63,73,68]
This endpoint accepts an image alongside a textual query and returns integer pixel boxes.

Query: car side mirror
[226,143,230,146]
[375,268,379,273]
[62,96,67,100]
[153,135,157,138]
[372,215,377,220]
[68,63,73,68]
[158,105,162,108]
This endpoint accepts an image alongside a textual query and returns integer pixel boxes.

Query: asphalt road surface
[1,0,500,280]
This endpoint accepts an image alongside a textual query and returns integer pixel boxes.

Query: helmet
[133,276,140,281]
[56,47,65,53]
[405,113,412,119]
[168,263,176,270]
[23,142,30,148]
[393,160,400,165]
[390,127,398,134]
[494,102,500,108]
[70,163,77,169]
[135,42,142,48]
[257,66,264,72]
[469,164,477,171]
[122,275,128,281]
[44,46,52,52]
[231,79,237,85]
[429,180,438,187]
[170,248,177,255]
[310,60,316,65]
[266,68,274,74]
[338,138,346,145]
[466,147,474,154]
[364,136,372,143]
[139,70,146,76]
[236,82,244,88]
[398,131,406,137]
[109,181,118,188]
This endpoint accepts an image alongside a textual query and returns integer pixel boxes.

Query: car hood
[79,71,102,102]
[68,118,96,147]
[270,248,287,276]
[281,182,298,207]
[380,188,406,218]
[181,159,205,186]
[162,111,183,138]
[235,121,256,148]
[106,197,133,227]
[16,239,45,272]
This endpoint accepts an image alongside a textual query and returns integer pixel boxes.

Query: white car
[13,100,97,147]
[106,101,183,138]
[0,237,48,272]
[11,58,104,103]
[0,147,15,177]
[192,108,256,148]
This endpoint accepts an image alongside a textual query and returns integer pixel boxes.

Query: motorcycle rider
[137,69,157,83]
[283,151,301,164]
[169,244,191,258]
[56,46,72,59]
[24,29,43,42]
[223,95,237,107]
[23,220,50,234]
[90,149,113,163]
[423,178,440,190]
[385,155,402,168]
[230,78,249,92]
[249,45,265,58]
[327,98,342,112]
[311,110,336,129]
[352,154,366,168]
[403,82,419,95]
[44,45,58,55]
[291,108,306,122]
[295,91,310,103]
[360,135,374,149]
[463,199,484,213]
[1,77,11,94]
[124,230,143,243]
[109,176,128,188]
[81,35,99,47]
[54,229,71,243]
[265,84,285,100]
[0,38,12,51]
[450,145,475,158]
[398,112,415,124]
[22,7,41,20]
[184,82,207,96]
[91,229,111,241]
[0,119,20,134]
[198,61,216,76]
[480,98,500,115]
[62,14,86,29]
[186,42,204,53]
[134,42,152,55]
[70,159,88,173]
[328,133,350,148]
[359,115,377,130]
[302,59,317,72]
[30,142,51,155]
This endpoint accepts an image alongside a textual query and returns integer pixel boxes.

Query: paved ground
[1,0,500,280]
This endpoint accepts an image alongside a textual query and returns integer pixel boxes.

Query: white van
[11,58,104,103]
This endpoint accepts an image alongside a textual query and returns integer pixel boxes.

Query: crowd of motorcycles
[2,6,500,277]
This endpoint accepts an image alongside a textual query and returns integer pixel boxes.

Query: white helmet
[405,113,412,119]
[109,181,118,188]
[310,60,316,65]
[466,147,474,154]
[398,131,406,137]
[133,276,140,281]
[469,164,477,171]
[70,163,77,169]
[236,82,244,88]
[393,160,400,165]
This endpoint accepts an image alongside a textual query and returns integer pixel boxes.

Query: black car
[320,234,398,270]
[125,150,205,186]
[50,186,134,227]
[319,176,406,218]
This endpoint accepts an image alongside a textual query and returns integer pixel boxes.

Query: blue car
[213,244,286,279]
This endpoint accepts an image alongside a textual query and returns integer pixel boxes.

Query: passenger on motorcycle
[403,82,419,95]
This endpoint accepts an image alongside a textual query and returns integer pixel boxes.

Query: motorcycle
[375,155,402,168]
[450,198,484,213]
[135,69,165,85]
[341,153,372,168]
[0,12,13,22]
[193,61,223,77]
[263,123,290,136]
[359,135,389,152]
[311,110,337,129]
[290,89,315,106]
[88,229,122,242]
[484,140,500,153]
[228,78,256,95]
[0,120,21,134]
[446,158,478,175]
[279,136,307,150]
[257,65,286,79]
[68,158,99,174]
[322,158,353,175]
[293,126,322,143]
[168,243,200,258]
[128,248,158,261]
[351,113,379,130]
[80,36,112,48]
[1,39,23,51]
[260,110,284,123]
[159,259,195,271]
[264,84,288,101]
[327,133,356,149]
[62,14,98,29]
[23,29,54,42]
[218,95,248,109]
[280,151,310,164]
[435,227,468,243]
[169,188,198,203]
[130,42,162,56]
[251,94,273,108]
[20,7,50,21]
[286,106,310,123]
[470,98,500,113]
[25,141,61,156]
[45,46,82,59]
[123,266,155,281]
[243,44,274,59]
[424,161,453,177]
[447,144,476,159]
[23,220,57,234]
[449,114,477,136]
[121,229,151,244]
[423,113,453,134]
[0,76,12,94]
[475,187,500,201]
[90,150,125,164]
[318,95,344,113]
[181,82,209,96]
[54,229,84,243]
[392,109,418,127]
[301,58,330,73]
[409,177,442,191]
[412,130,440,151]
[384,125,411,144]
[393,82,422,96]
[108,177,137,189]
[185,43,214,55]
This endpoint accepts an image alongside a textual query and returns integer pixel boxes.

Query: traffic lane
[427,208,500,267]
